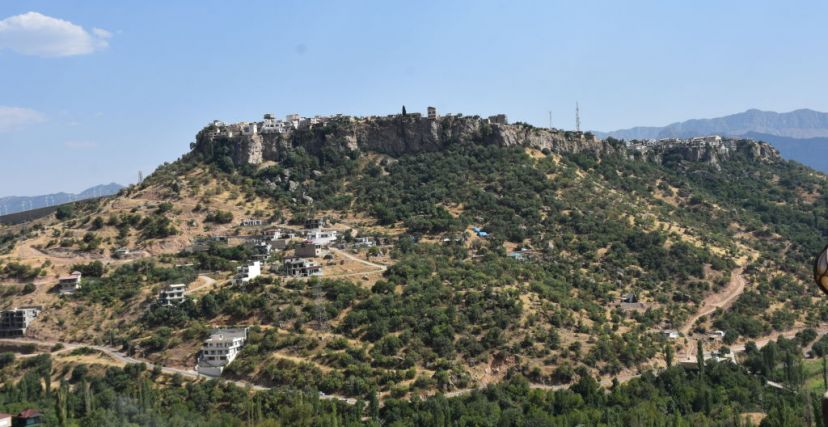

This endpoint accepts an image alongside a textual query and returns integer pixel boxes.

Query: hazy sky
[2,0,827,196]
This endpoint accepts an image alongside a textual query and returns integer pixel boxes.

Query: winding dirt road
[680,268,746,335]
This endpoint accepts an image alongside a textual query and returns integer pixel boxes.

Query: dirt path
[188,274,217,293]
[329,248,387,272]
[0,337,357,404]
[680,268,746,335]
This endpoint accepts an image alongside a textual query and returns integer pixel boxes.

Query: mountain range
[597,109,828,173]
[0,183,124,216]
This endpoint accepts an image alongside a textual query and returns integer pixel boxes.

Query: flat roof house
[354,237,375,248]
[295,242,322,258]
[284,257,322,277]
[305,229,338,246]
[233,261,261,285]
[0,307,40,338]
[427,106,438,120]
[59,271,82,295]
[304,218,325,230]
[158,283,186,306]
[197,328,248,377]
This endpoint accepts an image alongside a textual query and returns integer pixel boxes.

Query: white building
[661,329,680,340]
[261,113,287,134]
[305,229,338,246]
[241,219,264,227]
[233,261,261,285]
[241,122,258,136]
[59,271,82,295]
[158,283,186,306]
[197,328,248,377]
[354,237,375,248]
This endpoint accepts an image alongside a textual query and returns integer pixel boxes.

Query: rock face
[194,115,616,166]
[193,114,780,169]
[626,138,780,169]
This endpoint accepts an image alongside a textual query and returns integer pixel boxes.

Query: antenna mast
[575,102,581,132]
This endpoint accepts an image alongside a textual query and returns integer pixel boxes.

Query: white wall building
[197,328,248,377]
[59,271,82,295]
[158,283,186,306]
[241,122,258,135]
[233,261,261,285]
[305,229,338,246]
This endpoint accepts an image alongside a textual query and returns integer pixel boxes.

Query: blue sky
[1,1,827,196]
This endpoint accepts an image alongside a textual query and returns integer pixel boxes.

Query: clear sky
[2,0,827,196]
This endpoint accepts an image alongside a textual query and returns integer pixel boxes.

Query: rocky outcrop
[193,114,780,171]
[626,138,780,169]
[194,115,617,166]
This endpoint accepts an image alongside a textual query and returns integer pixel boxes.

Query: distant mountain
[598,109,828,140]
[596,109,828,174]
[0,183,123,215]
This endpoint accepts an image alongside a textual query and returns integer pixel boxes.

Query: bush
[55,204,75,220]
[205,210,234,224]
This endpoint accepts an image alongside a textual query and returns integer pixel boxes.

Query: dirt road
[680,268,746,335]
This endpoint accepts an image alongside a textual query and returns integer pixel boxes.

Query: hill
[1,111,827,423]
[0,183,124,216]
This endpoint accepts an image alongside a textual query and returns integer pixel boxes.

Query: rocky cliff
[626,138,780,169]
[192,114,780,170]
[193,115,616,166]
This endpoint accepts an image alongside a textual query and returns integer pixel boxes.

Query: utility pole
[575,102,581,133]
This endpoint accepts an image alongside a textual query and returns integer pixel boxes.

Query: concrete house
[158,284,186,306]
[284,257,322,277]
[197,328,248,377]
[427,106,438,120]
[58,271,82,295]
[661,329,680,340]
[304,218,325,230]
[305,229,338,246]
[241,219,263,227]
[487,114,508,125]
[0,307,40,338]
[354,237,375,248]
[272,237,291,251]
[295,242,322,258]
[241,122,258,135]
[233,261,261,285]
